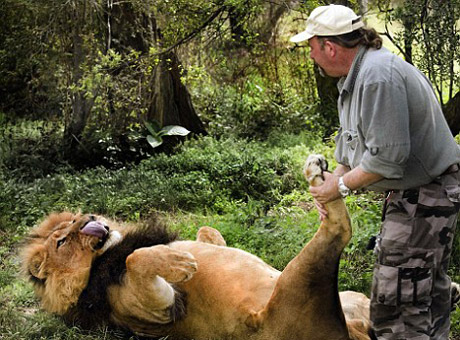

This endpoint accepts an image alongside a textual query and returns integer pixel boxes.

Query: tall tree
[376,0,460,135]
[56,0,207,158]
[64,2,97,154]
[108,1,206,135]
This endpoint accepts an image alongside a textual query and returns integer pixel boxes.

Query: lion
[20,155,459,340]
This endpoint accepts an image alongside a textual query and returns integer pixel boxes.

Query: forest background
[0,0,459,338]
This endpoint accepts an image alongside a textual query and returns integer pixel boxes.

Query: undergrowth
[0,132,459,339]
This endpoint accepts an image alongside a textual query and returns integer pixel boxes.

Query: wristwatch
[338,176,351,197]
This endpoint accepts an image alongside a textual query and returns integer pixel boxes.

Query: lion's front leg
[108,245,197,329]
[253,154,354,340]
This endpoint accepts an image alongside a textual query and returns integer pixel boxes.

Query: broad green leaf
[144,121,160,136]
[146,135,163,149]
[160,125,190,137]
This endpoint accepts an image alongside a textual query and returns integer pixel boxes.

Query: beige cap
[290,5,364,43]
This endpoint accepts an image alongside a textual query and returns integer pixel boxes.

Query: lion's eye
[57,237,67,249]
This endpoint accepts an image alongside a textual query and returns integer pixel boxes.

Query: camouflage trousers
[371,169,460,340]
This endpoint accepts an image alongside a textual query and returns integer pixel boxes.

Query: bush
[0,134,315,236]
[0,119,69,180]
[1,129,459,339]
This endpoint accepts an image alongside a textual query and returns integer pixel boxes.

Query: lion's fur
[21,212,93,314]
[21,212,181,321]
[64,220,183,329]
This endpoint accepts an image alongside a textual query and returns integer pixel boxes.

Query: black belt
[386,164,459,195]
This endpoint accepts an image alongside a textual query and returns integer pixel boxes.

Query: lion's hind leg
[340,291,371,339]
[196,226,227,246]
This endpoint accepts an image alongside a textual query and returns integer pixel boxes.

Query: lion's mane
[23,215,186,330]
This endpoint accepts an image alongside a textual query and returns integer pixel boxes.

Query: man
[290,4,460,340]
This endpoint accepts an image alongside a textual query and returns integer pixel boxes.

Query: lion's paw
[197,226,227,246]
[303,154,328,185]
[129,245,198,283]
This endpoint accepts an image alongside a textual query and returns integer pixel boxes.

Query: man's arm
[311,166,383,203]
[333,164,351,177]
[310,166,383,219]
[342,166,384,192]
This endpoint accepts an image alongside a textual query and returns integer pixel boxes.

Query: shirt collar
[338,45,368,94]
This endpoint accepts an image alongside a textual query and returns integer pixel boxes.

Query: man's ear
[324,40,337,57]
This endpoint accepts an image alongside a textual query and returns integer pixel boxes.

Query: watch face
[340,188,349,196]
[338,177,350,196]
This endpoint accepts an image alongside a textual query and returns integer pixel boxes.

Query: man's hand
[309,165,384,220]
[314,199,328,220]
[309,172,342,220]
[310,172,341,204]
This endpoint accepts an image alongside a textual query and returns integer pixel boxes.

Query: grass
[0,132,459,339]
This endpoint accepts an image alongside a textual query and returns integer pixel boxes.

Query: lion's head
[21,212,121,315]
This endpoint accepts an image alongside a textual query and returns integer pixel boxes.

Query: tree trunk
[257,1,299,45]
[111,2,206,145]
[109,2,152,54]
[64,7,94,156]
[443,91,460,137]
[148,52,206,135]
[229,6,246,47]
[314,68,340,137]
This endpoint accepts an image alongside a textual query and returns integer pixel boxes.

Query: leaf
[160,125,191,137]
[144,120,160,136]
[146,135,163,149]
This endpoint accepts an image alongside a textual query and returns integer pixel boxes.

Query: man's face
[308,37,333,77]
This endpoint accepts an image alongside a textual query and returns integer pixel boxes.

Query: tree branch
[154,6,227,56]
[379,26,411,63]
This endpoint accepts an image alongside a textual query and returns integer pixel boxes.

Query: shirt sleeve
[359,80,410,179]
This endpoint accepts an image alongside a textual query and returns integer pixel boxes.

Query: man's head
[291,5,382,77]
[290,5,364,44]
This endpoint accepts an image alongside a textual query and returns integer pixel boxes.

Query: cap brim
[290,30,313,43]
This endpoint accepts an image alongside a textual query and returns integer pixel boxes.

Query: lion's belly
[168,240,280,339]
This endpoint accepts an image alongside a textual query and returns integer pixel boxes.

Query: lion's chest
[168,241,279,338]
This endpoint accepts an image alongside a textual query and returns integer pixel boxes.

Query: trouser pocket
[372,248,435,307]
[372,263,433,307]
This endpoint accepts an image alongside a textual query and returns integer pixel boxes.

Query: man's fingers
[314,200,328,219]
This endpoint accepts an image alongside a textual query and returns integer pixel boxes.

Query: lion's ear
[27,245,48,280]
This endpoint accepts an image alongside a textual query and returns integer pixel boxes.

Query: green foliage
[374,0,459,105]
[204,80,308,138]
[1,129,459,338]
[186,64,321,140]
[144,120,191,149]
[338,193,383,294]
[0,134,315,233]
[0,0,59,117]
[0,119,70,180]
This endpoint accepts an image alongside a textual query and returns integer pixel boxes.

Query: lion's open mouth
[80,221,109,238]
[80,221,109,250]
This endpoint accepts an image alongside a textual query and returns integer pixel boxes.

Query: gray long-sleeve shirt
[334,46,460,191]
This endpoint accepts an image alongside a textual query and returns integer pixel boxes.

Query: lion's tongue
[80,221,108,239]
